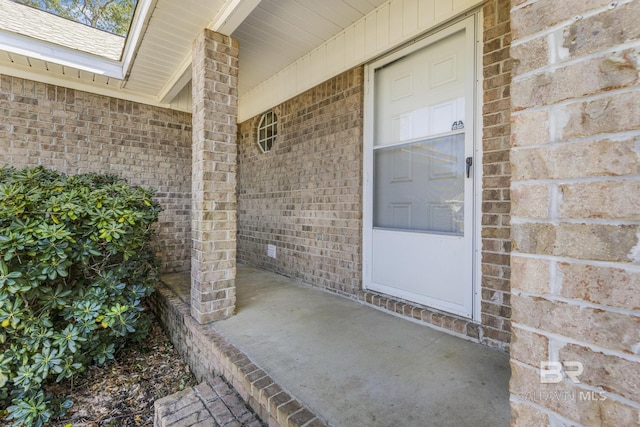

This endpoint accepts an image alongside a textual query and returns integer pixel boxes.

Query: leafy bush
[0,166,161,426]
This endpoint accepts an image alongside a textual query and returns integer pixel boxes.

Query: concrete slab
[211,264,510,427]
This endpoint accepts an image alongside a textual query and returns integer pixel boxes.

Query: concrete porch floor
[161,264,510,427]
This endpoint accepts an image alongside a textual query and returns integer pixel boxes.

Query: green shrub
[0,166,161,426]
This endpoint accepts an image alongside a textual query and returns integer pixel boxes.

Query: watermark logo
[521,390,606,402]
[540,361,583,384]
[519,361,607,402]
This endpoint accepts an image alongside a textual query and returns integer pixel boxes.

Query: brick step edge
[154,378,263,427]
[150,280,328,427]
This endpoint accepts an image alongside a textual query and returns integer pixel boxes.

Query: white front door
[364,17,477,318]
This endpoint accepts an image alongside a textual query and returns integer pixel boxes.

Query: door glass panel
[373,133,464,235]
[373,29,467,148]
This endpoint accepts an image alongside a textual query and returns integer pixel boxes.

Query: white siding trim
[472,11,483,323]
[121,0,156,78]
[238,0,483,122]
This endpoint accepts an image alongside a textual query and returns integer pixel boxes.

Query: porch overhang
[158,0,261,104]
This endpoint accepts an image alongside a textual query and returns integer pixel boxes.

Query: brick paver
[155,377,264,427]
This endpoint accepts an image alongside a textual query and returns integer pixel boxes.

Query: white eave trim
[0,29,123,78]
[121,0,155,79]
[159,53,192,104]
[159,0,260,104]
[208,0,261,35]
[237,0,484,122]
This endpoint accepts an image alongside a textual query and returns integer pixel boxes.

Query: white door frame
[362,12,483,323]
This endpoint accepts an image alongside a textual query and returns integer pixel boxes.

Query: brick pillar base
[190,29,239,323]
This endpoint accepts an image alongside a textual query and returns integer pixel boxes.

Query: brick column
[191,29,239,323]
[510,1,640,425]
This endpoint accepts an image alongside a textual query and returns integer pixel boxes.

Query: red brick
[511,139,638,180]
[511,184,549,218]
[511,36,549,77]
[512,48,640,110]
[559,180,640,220]
[511,401,549,426]
[510,327,548,368]
[561,91,640,140]
[511,0,611,40]
[564,1,640,59]
[512,294,640,354]
[558,262,640,311]
[510,256,549,294]
[560,344,640,402]
[512,222,639,263]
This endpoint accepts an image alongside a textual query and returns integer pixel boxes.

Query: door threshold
[359,289,505,351]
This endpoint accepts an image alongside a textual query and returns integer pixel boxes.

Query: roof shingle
[0,0,124,61]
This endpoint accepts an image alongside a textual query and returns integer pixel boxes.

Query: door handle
[466,157,473,178]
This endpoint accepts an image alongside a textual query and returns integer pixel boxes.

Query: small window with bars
[257,110,277,153]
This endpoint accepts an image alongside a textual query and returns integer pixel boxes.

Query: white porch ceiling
[0,0,388,111]
[234,0,386,95]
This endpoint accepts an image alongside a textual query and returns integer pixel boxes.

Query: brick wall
[510,0,640,424]
[0,75,192,273]
[481,0,512,349]
[237,68,364,294]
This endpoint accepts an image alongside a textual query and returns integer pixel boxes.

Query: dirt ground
[44,321,199,427]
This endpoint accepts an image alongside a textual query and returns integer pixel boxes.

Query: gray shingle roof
[0,0,124,61]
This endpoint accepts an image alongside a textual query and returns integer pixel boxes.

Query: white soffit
[160,0,387,107]
[124,0,229,96]
[157,0,261,104]
[234,0,388,96]
[237,0,484,122]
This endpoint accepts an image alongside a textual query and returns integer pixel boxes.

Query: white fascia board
[208,0,261,34]
[0,29,124,79]
[121,0,156,80]
[158,52,192,104]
